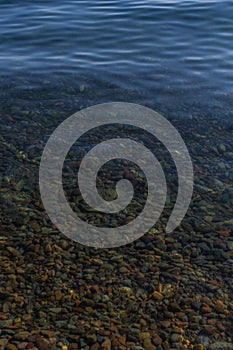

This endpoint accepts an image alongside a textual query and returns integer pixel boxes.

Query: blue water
[0,0,233,120]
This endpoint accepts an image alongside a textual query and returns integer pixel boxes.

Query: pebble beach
[0,88,232,349]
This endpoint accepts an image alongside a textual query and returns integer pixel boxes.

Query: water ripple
[0,0,233,115]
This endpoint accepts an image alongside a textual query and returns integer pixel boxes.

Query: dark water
[0,0,233,120]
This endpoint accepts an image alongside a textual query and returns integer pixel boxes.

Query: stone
[101,338,111,350]
[201,304,212,313]
[17,343,28,349]
[6,345,17,350]
[0,338,9,349]
[170,333,181,343]
[54,290,63,301]
[193,345,203,350]
[215,300,225,313]
[203,325,216,335]
[90,344,100,350]
[152,334,162,345]
[138,332,151,340]
[143,338,156,350]
[86,334,97,344]
[36,338,50,350]
[14,332,30,341]
[152,291,163,300]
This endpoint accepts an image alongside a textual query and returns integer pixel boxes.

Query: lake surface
[0,0,233,122]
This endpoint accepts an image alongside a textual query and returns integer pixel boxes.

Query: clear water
[0,0,233,120]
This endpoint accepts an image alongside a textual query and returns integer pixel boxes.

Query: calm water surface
[0,0,233,120]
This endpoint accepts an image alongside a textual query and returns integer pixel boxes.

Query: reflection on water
[0,0,233,117]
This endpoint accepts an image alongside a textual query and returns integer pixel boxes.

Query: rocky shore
[0,103,232,350]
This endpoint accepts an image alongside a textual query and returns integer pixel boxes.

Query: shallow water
[1,2,233,348]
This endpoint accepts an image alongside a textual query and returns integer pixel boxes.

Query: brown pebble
[169,302,181,312]
[54,290,63,301]
[68,343,78,350]
[204,325,216,335]
[139,332,151,340]
[98,330,110,336]
[162,340,170,350]
[215,300,225,313]
[193,345,204,350]
[207,318,217,325]
[6,345,18,350]
[119,335,126,345]
[201,304,212,313]
[101,338,111,350]
[216,321,225,332]
[143,338,156,350]
[36,337,50,350]
[152,334,162,345]
[152,291,164,300]
[90,344,100,350]
[45,243,52,253]
[0,339,9,349]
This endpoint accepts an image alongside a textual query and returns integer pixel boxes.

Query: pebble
[14,332,30,341]
[152,334,162,345]
[100,339,111,350]
[138,332,151,340]
[170,333,181,343]
[36,338,50,350]
[143,338,156,350]
[17,343,28,350]
[0,338,9,349]
[6,345,17,350]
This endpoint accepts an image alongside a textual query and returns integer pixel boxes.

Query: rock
[68,344,78,350]
[119,335,126,345]
[152,334,162,345]
[90,344,100,350]
[36,338,50,350]
[6,345,17,350]
[17,343,28,349]
[168,302,181,312]
[101,338,111,350]
[86,334,97,345]
[14,332,30,341]
[152,291,163,300]
[138,332,151,340]
[201,304,212,314]
[6,247,21,257]
[218,144,226,153]
[0,338,8,349]
[143,338,156,350]
[193,345,204,350]
[203,325,216,335]
[195,335,210,347]
[214,300,225,313]
[54,290,63,301]
[170,333,181,343]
